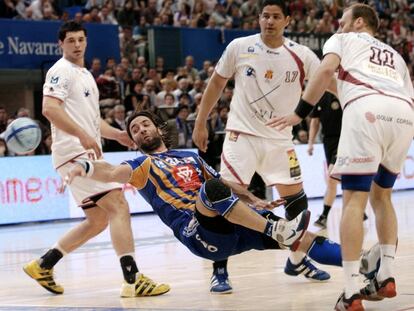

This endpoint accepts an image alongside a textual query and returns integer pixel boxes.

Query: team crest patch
[229,131,239,142]
[50,76,59,84]
[287,149,301,178]
[248,46,254,53]
[264,70,273,80]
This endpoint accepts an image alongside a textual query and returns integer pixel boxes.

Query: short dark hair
[349,3,379,32]
[126,110,171,148]
[58,20,87,41]
[259,0,288,16]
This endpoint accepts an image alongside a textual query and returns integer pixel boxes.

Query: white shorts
[332,95,414,176]
[220,131,302,186]
[57,158,122,207]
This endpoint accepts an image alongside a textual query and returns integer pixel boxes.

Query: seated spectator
[83,5,101,23]
[188,78,205,98]
[240,0,258,23]
[210,2,231,27]
[99,4,118,24]
[155,78,177,107]
[175,105,192,148]
[96,68,120,108]
[157,93,177,122]
[103,104,129,151]
[198,60,211,81]
[184,55,200,82]
[0,106,8,133]
[89,57,102,80]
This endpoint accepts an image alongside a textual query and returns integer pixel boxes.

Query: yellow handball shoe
[23,260,64,294]
[120,273,170,297]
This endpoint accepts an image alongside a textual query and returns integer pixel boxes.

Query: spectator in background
[104,105,129,152]
[174,2,191,26]
[202,0,217,15]
[173,77,190,99]
[99,4,118,24]
[189,78,205,98]
[143,79,157,106]
[83,6,101,23]
[184,55,200,81]
[192,0,209,28]
[117,0,136,27]
[120,26,137,66]
[16,107,30,118]
[114,64,127,101]
[198,60,211,81]
[157,93,177,122]
[74,11,83,23]
[143,0,158,24]
[175,105,192,148]
[155,56,166,77]
[156,78,177,107]
[315,11,335,33]
[293,129,308,145]
[240,0,258,23]
[96,68,120,108]
[89,57,102,80]
[210,2,231,27]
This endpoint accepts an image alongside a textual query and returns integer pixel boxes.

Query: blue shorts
[174,209,280,262]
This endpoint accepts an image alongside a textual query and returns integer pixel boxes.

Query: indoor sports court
[0,191,413,311]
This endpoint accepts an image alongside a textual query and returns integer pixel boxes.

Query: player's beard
[140,134,163,153]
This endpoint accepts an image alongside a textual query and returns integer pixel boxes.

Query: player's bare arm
[193,71,228,152]
[65,160,132,185]
[221,178,285,210]
[266,53,341,130]
[100,119,134,148]
[42,96,102,159]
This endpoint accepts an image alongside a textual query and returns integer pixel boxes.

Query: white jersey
[43,58,101,168]
[215,34,320,139]
[323,32,414,108]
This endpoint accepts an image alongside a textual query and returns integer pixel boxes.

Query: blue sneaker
[284,257,331,282]
[210,268,232,294]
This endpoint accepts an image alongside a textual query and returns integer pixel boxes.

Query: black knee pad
[282,189,308,220]
[199,179,239,216]
[205,179,231,201]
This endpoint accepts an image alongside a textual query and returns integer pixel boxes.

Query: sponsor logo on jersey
[247,46,254,53]
[264,70,273,80]
[84,89,90,97]
[287,149,301,178]
[266,50,279,55]
[50,76,59,84]
[337,156,375,166]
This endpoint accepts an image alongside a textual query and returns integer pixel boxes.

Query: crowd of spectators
[1,0,414,169]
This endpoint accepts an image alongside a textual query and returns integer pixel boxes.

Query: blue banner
[0,19,120,69]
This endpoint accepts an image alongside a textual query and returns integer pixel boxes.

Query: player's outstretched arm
[220,178,285,210]
[100,119,134,148]
[65,160,132,185]
[193,72,228,152]
[43,96,102,159]
[307,118,320,156]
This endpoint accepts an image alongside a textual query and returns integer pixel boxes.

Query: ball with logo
[4,117,42,154]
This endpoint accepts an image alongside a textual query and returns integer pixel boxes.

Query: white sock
[289,251,305,265]
[53,243,68,256]
[343,260,360,299]
[376,244,396,282]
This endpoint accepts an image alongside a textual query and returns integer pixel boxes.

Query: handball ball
[4,117,42,154]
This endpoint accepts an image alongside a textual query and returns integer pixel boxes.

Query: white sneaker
[272,210,310,251]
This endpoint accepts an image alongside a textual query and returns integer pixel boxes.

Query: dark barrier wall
[149,26,330,69]
[0,19,120,69]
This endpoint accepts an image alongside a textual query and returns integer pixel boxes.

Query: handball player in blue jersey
[65,111,379,292]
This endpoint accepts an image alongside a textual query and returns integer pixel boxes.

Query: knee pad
[283,189,308,220]
[199,179,239,216]
[373,165,397,189]
[342,174,374,192]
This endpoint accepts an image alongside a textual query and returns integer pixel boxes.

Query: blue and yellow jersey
[124,150,220,232]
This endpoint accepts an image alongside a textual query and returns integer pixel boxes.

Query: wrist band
[294,98,314,119]
[75,160,94,177]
